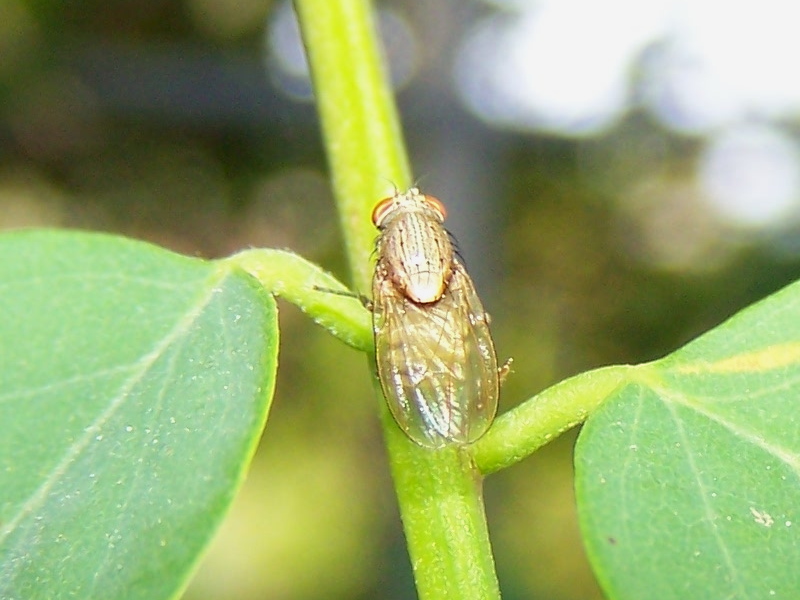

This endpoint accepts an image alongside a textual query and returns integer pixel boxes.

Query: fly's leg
[498,357,513,386]
[313,285,372,311]
[481,311,512,385]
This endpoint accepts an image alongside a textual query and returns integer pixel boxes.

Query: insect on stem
[370,188,503,448]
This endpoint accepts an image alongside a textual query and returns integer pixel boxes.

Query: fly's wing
[373,259,499,448]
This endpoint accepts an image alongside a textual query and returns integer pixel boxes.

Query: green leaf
[576,279,800,599]
[0,230,278,599]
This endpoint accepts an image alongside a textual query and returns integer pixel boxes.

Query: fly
[371,187,502,448]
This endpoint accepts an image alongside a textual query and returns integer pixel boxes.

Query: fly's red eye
[371,197,395,228]
[422,195,447,221]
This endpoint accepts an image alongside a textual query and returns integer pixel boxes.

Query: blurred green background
[4,0,800,598]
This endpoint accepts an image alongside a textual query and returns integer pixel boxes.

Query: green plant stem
[382,417,500,599]
[292,0,410,291]
[227,248,371,352]
[473,365,634,474]
[292,0,501,598]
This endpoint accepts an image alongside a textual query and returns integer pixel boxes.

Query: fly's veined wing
[373,259,499,448]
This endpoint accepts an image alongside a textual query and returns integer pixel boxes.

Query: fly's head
[371,187,447,231]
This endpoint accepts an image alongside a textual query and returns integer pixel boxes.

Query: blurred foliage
[3,1,800,599]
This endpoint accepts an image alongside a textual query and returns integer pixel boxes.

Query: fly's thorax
[376,201,454,304]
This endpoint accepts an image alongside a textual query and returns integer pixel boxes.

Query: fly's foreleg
[313,285,372,310]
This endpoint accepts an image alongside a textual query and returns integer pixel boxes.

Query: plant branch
[473,365,634,474]
[227,248,371,351]
[292,0,410,291]
[292,0,501,597]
